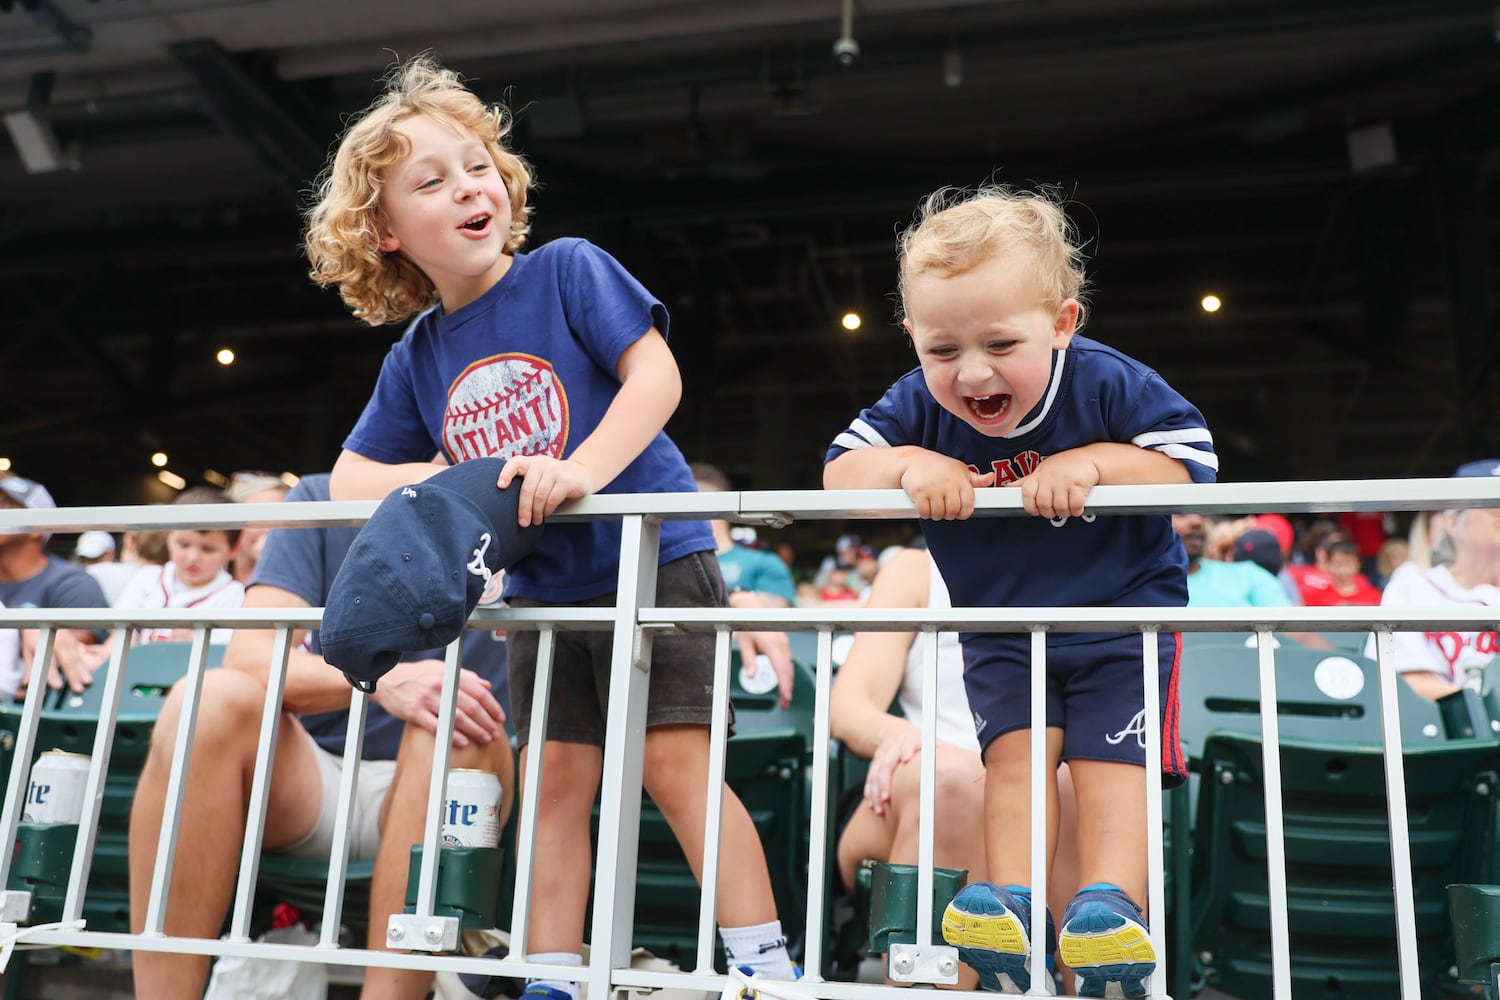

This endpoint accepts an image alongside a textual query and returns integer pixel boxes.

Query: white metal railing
[0,478,1498,1000]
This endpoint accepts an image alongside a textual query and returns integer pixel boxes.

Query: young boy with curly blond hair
[825,186,1217,997]
[305,54,794,1000]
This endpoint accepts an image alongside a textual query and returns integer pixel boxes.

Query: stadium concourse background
[0,0,1498,508]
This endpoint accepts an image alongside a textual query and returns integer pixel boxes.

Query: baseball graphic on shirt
[443,353,570,463]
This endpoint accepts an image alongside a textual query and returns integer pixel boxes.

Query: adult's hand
[864,726,922,817]
[373,659,506,748]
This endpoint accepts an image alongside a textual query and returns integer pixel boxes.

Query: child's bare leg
[641,724,793,977]
[1058,759,1155,999]
[641,725,776,923]
[523,739,603,954]
[981,728,1064,889]
[938,728,1064,994]
[1067,759,1146,904]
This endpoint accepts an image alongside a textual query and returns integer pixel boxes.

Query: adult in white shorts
[128,474,516,1000]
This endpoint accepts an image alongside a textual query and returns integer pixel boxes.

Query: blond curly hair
[304,54,535,326]
[896,184,1089,328]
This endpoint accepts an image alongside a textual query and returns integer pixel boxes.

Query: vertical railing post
[229,626,294,941]
[0,626,57,903]
[1373,628,1422,1000]
[1254,628,1292,999]
[509,625,559,958]
[1028,627,1047,996]
[693,629,734,973]
[586,513,660,1000]
[802,626,836,982]
[1141,629,1167,998]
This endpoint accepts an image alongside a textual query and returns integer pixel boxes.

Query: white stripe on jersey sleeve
[832,431,874,452]
[850,418,892,448]
[1155,443,1220,470]
[1133,428,1216,448]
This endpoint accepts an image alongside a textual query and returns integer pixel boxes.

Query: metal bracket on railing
[887,942,960,985]
[0,891,30,923]
[386,913,459,952]
[742,511,793,529]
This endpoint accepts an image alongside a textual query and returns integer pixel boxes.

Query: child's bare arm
[826,447,996,520]
[499,327,681,526]
[329,450,447,501]
[1017,442,1192,519]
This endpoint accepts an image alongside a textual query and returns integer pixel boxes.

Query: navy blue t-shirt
[827,336,1218,642]
[342,237,714,603]
[249,475,512,759]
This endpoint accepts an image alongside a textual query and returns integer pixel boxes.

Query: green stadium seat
[1188,730,1500,999]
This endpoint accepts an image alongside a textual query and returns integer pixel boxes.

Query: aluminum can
[441,768,501,848]
[23,749,90,824]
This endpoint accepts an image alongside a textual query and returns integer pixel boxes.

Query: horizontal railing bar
[641,605,1499,634]
[3,477,1498,533]
[0,607,617,629]
[4,605,1494,634]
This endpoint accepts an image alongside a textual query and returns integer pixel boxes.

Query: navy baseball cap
[320,458,541,690]
[1454,460,1500,478]
[1231,528,1284,576]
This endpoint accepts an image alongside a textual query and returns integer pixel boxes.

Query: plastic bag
[203,912,328,1000]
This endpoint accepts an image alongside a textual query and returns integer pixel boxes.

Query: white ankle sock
[526,951,583,999]
[720,920,795,979]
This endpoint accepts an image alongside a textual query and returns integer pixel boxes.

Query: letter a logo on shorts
[1105,709,1148,749]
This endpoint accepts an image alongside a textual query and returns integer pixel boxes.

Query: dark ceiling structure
[1,0,1497,507]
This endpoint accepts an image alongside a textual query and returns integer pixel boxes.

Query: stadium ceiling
[0,0,1497,504]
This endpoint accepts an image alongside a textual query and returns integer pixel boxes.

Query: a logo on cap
[443,353,569,463]
[467,532,493,584]
[401,487,418,498]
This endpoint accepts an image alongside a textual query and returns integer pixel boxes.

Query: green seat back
[1190,731,1500,999]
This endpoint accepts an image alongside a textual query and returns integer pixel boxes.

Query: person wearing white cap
[0,475,109,698]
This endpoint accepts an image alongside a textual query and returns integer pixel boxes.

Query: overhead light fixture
[3,109,66,175]
[943,49,964,87]
[841,311,862,331]
[0,457,10,472]
[151,451,169,468]
[833,0,859,66]
[216,347,236,366]
[1200,294,1222,313]
[157,470,187,491]
[1346,122,1397,173]
[203,469,228,487]
[3,71,71,176]
[279,471,300,488]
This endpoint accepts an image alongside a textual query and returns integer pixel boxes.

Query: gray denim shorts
[506,550,735,747]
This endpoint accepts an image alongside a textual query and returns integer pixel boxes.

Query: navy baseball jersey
[343,237,714,603]
[827,336,1217,637]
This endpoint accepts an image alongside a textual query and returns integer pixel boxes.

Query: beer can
[23,749,91,824]
[441,768,501,848]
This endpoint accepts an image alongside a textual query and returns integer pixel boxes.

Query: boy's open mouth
[460,213,491,233]
[965,394,1011,423]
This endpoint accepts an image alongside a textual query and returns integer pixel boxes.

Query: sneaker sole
[1058,900,1155,999]
[941,893,1044,994]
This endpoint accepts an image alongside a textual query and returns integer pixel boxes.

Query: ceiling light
[157,470,186,490]
[279,472,300,488]
[841,311,862,331]
[943,49,964,87]
[833,0,859,66]
[0,457,10,472]
[202,469,228,487]
[1200,294,1222,313]
[216,347,235,366]
[150,451,168,467]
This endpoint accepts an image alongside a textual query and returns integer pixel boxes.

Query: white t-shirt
[114,563,245,646]
[0,601,21,702]
[897,555,979,753]
[1365,563,1500,686]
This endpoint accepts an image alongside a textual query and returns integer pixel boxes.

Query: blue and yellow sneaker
[1057,884,1156,999]
[940,882,1055,994]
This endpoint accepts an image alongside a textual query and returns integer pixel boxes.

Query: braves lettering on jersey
[343,238,713,603]
[1365,563,1500,685]
[826,336,1217,637]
